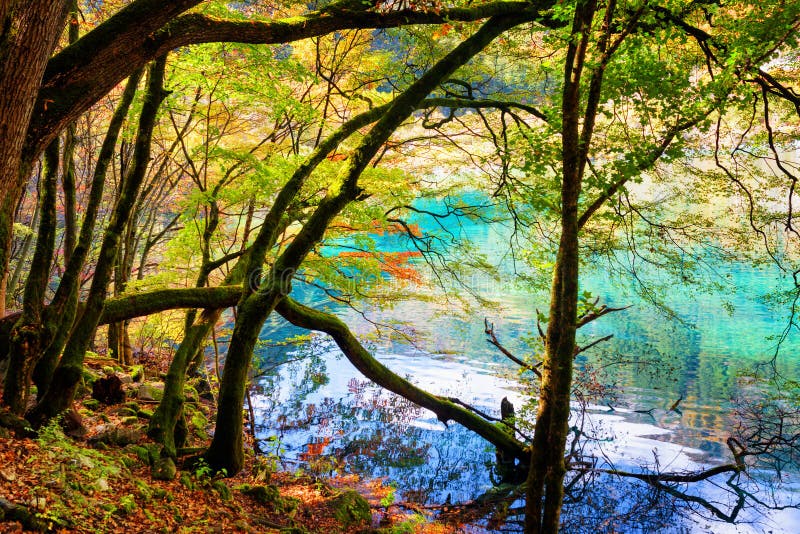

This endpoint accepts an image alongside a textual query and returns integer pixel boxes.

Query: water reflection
[246,195,800,531]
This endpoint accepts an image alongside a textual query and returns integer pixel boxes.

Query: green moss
[331,489,371,527]
[212,480,232,501]
[240,483,298,514]
[179,473,194,489]
[127,445,150,464]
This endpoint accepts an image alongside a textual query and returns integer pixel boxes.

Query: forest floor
[0,354,468,533]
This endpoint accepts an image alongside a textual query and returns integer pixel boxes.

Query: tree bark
[27,55,168,426]
[0,1,69,318]
[2,139,59,414]
[526,2,604,532]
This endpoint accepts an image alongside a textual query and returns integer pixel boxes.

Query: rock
[27,496,46,509]
[242,484,280,505]
[152,457,177,480]
[116,372,133,384]
[0,409,33,438]
[0,497,46,531]
[0,468,15,482]
[194,376,215,401]
[331,490,371,527]
[137,382,164,401]
[92,374,126,405]
[77,455,95,469]
[83,399,100,410]
[81,367,101,386]
[184,385,199,402]
[89,425,143,447]
[130,365,145,383]
[95,478,109,492]
[116,407,138,417]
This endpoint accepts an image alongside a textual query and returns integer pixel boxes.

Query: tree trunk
[0,2,70,319]
[61,1,80,266]
[27,55,168,426]
[31,67,144,398]
[2,139,59,414]
[5,201,39,311]
[203,15,522,476]
[525,3,598,532]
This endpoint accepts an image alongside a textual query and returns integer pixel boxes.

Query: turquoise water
[251,194,800,532]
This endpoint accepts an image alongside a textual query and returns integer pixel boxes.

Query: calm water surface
[249,196,800,532]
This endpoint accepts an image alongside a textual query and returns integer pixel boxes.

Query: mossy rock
[183,385,198,402]
[331,490,371,527]
[89,425,143,446]
[0,410,33,438]
[137,409,153,420]
[241,484,280,505]
[240,483,298,513]
[152,457,177,481]
[83,399,100,410]
[117,407,138,417]
[137,382,164,401]
[0,497,47,531]
[82,367,101,385]
[130,365,145,382]
[212,480,232,501]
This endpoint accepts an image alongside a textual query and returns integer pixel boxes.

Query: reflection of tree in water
[249,334,799,532]
[251,343,502,503]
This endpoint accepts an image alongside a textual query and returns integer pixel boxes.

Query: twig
[484,319,542,378]
[576,304,632,328]
[573,334,613,356]
[446,396,533,442]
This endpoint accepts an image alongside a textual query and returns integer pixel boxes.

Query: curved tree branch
[275,296,529,460]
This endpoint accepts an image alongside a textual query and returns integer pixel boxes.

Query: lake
[248,194,800,532]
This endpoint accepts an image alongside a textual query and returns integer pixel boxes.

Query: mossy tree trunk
[27,55,168,426]
[2,139,59,414]
[276,297,528,459]
[31,67,144,399]
[203,14,524,476]
[148,258,249,458]
[525,2,617,532]
[0,1,70,318]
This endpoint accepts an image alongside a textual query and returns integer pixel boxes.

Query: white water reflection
[251,328,800,532]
